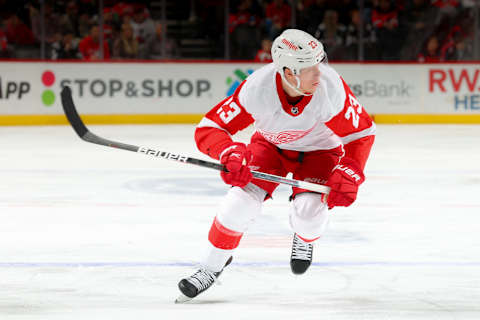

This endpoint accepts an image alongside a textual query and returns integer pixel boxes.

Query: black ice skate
[175,256,233,303]
[290,233,313,275]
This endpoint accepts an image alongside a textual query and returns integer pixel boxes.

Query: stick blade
[61,86,88,138]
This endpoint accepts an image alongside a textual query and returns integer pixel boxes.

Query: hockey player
[176,29,375,302]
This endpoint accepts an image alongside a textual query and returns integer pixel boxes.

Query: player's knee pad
[289,192,330,240]
[216,183,266,233]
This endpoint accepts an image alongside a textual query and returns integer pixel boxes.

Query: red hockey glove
[324,158,365,209]
[219,142,253,187]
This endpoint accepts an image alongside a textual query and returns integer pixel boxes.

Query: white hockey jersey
[195,63,376,168]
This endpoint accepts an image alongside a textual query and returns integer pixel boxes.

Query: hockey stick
[60,86,330,194]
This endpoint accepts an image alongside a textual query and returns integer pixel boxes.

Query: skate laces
[187,269,217,291]
[291,234,313,261]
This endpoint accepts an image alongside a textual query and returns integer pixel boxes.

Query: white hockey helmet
[271,29,327,76]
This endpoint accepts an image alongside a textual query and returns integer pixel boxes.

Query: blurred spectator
[229,0,261,33]
[112,2,135,18]
[254,38,273,62]
[372,0,402,60]
[130,6,155,58]
[460,0,475,7]
[344,9,377,60]
[146,22,180,59]
[59,1,80,37]
[0,24,12,57]
[400,0,440,60]
[50,32,80,59]
[314,10,346,60]
[195,0,227,42]
[431,0,460,13]
[59,0,90,39]
[0,0,477,61]
[78,13,93,38]
[445,36,473,61]
[4,14,35,45]
[293,0,312,32]
[432,0,460,33]
[78,25,110,60]
[100,8,115,42]
[442,25,473,61]
[443,34,473,61]
[265,0,292,39]
[78,0,98,16]
[333,0,358,26]
[29,3,60,44]
[417,35,442,62]
[229,0,260,59]
[121,12,132,26]
[113,23,138,59]
[302,0,329,35]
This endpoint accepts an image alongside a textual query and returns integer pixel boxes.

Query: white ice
[0,124,479,320]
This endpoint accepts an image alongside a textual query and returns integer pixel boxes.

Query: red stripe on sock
[297,234,320,243]
[208,217,243,250]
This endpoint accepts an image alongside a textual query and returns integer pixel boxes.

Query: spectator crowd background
[0,0,478,62]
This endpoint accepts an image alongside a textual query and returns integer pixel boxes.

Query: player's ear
[283,67,294,78]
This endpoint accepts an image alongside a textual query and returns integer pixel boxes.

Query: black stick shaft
[60,86,330,194]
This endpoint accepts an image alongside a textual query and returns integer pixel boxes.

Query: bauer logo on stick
[138,147,188,162]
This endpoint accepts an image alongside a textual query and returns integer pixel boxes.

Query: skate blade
[175,293,193,304]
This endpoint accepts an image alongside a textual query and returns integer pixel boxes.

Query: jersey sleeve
[326,78,376,170]
[195,81,255,160]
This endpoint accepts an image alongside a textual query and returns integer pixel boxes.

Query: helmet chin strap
[280,72,313,97]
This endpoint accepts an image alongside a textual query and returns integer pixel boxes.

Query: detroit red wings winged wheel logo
[258,125,316,145]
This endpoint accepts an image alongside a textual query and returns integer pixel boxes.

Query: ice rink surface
[0,124,479,320]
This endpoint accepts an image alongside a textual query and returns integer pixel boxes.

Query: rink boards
[0,61,479,125]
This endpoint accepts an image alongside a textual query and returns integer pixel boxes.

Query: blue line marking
[0,261,479,268]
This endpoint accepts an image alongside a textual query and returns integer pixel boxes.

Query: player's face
[298,63,322,94]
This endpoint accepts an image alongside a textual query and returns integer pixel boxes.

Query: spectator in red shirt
[372,0,399,29]
[5,14,35,45]
[229,0,259,34]
[265,0,292,38]
[79,25,110,60]
[254,38,273,62]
